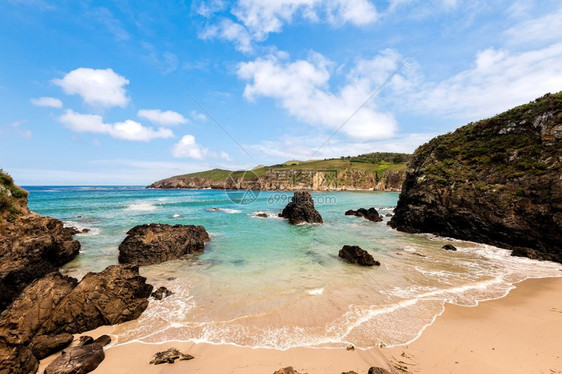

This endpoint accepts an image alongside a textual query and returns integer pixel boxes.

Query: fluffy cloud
[59,110,173,141]
[172,135,231,160]
[53,68,130,108]
[237,50,401,140]
[504,7,562,46]
[200,0,377,51]
[30,96,63,108]
[200,18,253,52]
[138,109,188,126]
[172,135,206,159]
[411,43,562,120]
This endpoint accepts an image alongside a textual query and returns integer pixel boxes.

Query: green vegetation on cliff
[150,152,411,191]
[0,169,28,222]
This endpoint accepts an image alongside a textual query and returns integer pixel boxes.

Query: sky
[0,0,561,185]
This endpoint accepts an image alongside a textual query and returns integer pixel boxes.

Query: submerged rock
[30,333,73,359]
[345,208,383,222]
[279,191,323,224]
[151,286,174,300]
[118,223,210,265]
[338,245,380,266]
[44,343,105,374]
[390,92,562,263]
[149,348,194,365]
[442,244,457,251]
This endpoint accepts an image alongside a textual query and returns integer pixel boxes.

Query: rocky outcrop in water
[390,93,562,263]
[0,265,152,373]
[151,286,174,300]
[338,245,380,266]
[279,191,323,224]
[345,208,383,222]
[118,223,211,265]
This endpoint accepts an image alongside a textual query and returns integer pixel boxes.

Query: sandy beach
[37,276,562,374]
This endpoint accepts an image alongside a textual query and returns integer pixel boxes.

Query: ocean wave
[125,202,157,212]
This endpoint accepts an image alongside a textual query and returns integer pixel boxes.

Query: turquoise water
[26,186,562,349]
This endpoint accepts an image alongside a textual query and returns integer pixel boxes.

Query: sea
[25,186,562,350]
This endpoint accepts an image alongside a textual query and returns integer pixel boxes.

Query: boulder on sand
[338,245,380,266]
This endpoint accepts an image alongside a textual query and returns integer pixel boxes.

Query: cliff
[390,93,562,263]
[0,170,81,311]
[148,154,410,191]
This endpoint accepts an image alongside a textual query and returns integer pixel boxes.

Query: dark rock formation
[93,335,112,347]
[256,212,268,218]
[44,343,105,374]
[273,367,302,374]
[390,92,562,263]
[368,368,392,374]
[118,223,210,265]
[30,333,73,359]
[0,265,152,373]
[338,245,380,266]
[152,286,174,300]
[279,192,323,224]
[345,208,383,222]
[442,244,457,251]
[149,348,194,365]
[0,214,81,312]
[342,372,358,374]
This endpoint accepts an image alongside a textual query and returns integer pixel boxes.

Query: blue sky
[1,0,561,185]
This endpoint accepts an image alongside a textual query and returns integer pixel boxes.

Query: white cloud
[172,135,232,161]
[53,68,130,108]
[200,18,253,52]
[411,43,562,120]
[237,50,401,140]
[504,7,562,46]
[200,0,377,50]
[30,96,63,108]
[196,0,227,17]
[172,135,206,159]
[190,110,207,121]
[59,110,174,142]
[138,109,189,126]
[245,133,434,162]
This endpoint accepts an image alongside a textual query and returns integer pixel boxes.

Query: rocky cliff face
[148,168,405,191]
[390,93,562,263]
[0,171,81,312]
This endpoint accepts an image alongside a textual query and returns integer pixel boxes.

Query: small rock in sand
[149,348,194,365]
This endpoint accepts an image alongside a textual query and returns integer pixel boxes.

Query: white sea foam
[125,202,157,212]
[172,213,181,218]
[307,288,324,296]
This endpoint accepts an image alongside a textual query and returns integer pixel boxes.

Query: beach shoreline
[37,275,562,374]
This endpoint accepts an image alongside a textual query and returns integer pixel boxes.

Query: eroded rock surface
[118,224,210,265]
[279,192,323,224]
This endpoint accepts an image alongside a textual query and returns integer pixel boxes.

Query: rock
[44,343,105,374]
[0,213,81,311]
[0,265,151,373]
[390,92,562,263]
[442,244,457,251]
[118,224,210,265]
[81,228,90,233]
[30,333,73,359]
[256,212,268,218]
[77,336,94,346]
[338,245,380,266]
[149,348,194,365]
[385,213,393,217]
[151,286,174,300]
[279,192,323,224]
[38,265,153,335]
[273,367,302,374]
[368,368,392,374]
[342,372,358,374]
[345,208,383,222]
[93,335,112,347]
